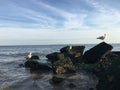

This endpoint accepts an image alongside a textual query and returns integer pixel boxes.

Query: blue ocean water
[0,43,119,90]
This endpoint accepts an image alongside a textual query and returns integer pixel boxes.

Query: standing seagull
[97,34,106,41]
[26,52,32,60]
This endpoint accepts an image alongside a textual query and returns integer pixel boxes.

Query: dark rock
[89,88,94,90]
[46,46,85,74]
[96,55,120,90]
[83,42,113,64]
[25,60,52,71]
[52,57,76,74]
[79,52,120,90]
[31,55,39,59]
[60,46,85,65]
[46,46,85,65]
[46,52,66,64]
[46,52,58,60]
[60,46,85,56]
[26,55,39,60]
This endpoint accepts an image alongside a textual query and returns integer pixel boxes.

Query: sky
[0,0,120,45]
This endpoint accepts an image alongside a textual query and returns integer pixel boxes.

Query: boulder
[46,46,85,65]
[26,55,39,60]
[83,42,113,64]
[46,52,65,63]
[52,57,76,74]
[46,46,85,74]
[76,45,120,90]
[25,60,52,71]
[60,46,85,56]
[96,55,120,90]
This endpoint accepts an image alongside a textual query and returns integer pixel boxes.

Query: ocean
[0,43,119,90]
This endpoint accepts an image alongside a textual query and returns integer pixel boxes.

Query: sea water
[0,44,119,90]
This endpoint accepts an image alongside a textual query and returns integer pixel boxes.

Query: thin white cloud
[32,0,90,30]
[0,0,120,45]
[85,0,120,29]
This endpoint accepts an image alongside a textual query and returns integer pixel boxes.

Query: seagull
[26,52,32,60]
[97,34,106,41]
[69,46,72,50]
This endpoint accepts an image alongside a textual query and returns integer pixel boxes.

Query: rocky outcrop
[52,56,76,74]
[83,42,113,64]
[78,51,120,90]
[50,42,120,89]
[25,60,52,71]
[46,45,85,74]
[23,42,120,90]
[96,54,120,90]
[46,52,64,63]
[60,46,85,56]
[26,55,39,60]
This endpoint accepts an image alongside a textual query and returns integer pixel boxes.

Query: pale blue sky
[0,0,120,45]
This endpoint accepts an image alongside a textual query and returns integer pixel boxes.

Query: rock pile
[46,46,85,74]
[24,42,120,90]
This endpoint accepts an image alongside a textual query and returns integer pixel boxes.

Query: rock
[89,88,94,90]
[46,46,85,65]
[79,52,120,90]
[96,55,120,90]
[46,52,65,63]
[83,42,113,64]
[46,46,85,74]
[60,46,85,56]
[31,55,39,59]
[25,60,52,71]
[26,55,39,60]
[52,57,76,74]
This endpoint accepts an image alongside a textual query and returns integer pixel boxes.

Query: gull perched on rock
[97,34,106,41]
[26,52,32,60]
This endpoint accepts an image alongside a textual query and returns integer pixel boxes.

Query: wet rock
[46,46,85,66]
[31,55,39,59]
[60,46,85,56]
[96,55,120,90]
[46,46,85,74]
[46,52,65,63]
[25,60,52,71]
[89,88,94,90]
[26,55,39,60]
[53,57,76,74]
[78,52,120,90]
[83,42,113,64]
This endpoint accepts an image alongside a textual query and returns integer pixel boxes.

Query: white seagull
[26,52,32,60]
[97,34,106,41]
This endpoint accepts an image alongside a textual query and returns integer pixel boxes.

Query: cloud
[0,0,120,45]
